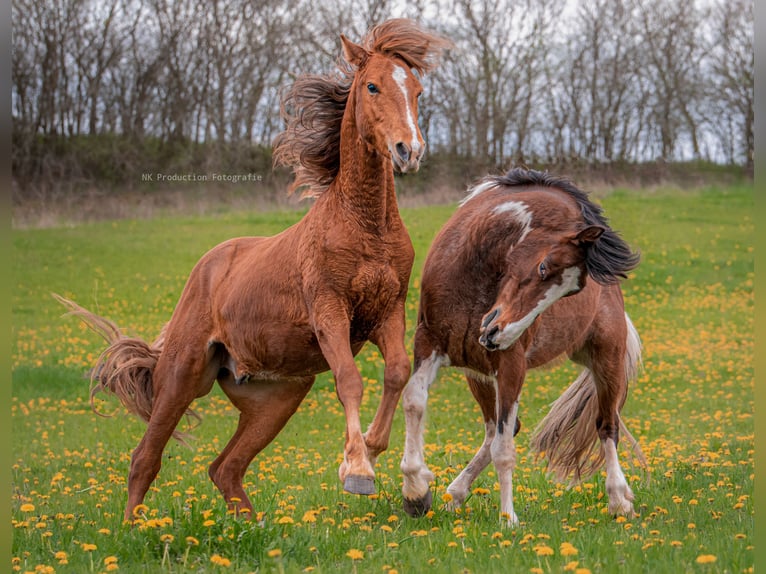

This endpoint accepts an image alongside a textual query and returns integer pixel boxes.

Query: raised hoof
[403,490,433,517]
[344,475,376,496]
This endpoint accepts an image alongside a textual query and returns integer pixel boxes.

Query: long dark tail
[530,313,647,483]
[53,294,197,440]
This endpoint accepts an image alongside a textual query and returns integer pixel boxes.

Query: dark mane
[272,19,449,197]
[486,168,640,284]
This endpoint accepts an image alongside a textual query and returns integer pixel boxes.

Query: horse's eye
[367,83,379,94]
[538,262,548,280]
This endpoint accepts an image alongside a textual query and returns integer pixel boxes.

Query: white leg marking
[446,419,495,509]
[494,267,582,349]
[392,65,420,154]
[603,436,635,516]
[400,352,445,500]
[491,401,520,526]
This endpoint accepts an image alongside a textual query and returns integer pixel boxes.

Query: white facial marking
[492,200,533,243]
[392,65,420,153]
[460,180,499,206]
[494,266,582,349]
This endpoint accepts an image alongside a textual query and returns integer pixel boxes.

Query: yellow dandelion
[160,534,174,543]
[98,528,111,535]
[268,549,282,558]
[575,569,592,574]
[104,556,118,565]
[441,492,454,503]
[54,552,68,561]
[380,525,393,533]
[210,554,232,567]
[534,544,554,556]
[19,503,35,513]
[186,536,200,546]
[81,543,97,552]
[302,510,319,523]
[346,549,364,560]
[387,542,399,549]
[560,542,578,556]
[500,540,512,547]
[387,515,399,522]
[530,568,544,574]
[106,565,119,572]
[132,504,149,517]
[277,516,294,524]
[696,555,717,564]
[564,561,579,571]
[203,519,216,527]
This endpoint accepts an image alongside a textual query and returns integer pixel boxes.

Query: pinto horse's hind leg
[445,375,497,509]
[591,324,635,516]
[124,341,219,521]
[209,375,314,517]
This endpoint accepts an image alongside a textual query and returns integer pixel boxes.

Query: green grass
[12,185,753,573]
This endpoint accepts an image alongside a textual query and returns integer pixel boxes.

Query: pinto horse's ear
[571,225,606,246]
[341,34,368,67]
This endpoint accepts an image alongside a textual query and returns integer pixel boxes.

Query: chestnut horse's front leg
[364,301,411,466]
[312,302,376,495]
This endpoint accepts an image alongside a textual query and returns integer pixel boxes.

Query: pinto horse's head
[478,225,606,351]
[340,20,449,173]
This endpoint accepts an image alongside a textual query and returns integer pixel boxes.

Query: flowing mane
[273,19,449,197]
[478,168,641,285]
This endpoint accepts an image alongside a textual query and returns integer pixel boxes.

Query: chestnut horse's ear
[341,34,368,67]
[571,225,605,245]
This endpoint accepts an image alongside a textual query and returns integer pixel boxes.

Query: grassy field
[12,184,753,573]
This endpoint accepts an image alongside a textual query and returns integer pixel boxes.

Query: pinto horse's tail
[53,294,197,441]
[530,313,646,484]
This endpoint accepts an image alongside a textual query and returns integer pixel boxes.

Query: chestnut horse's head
[341,36,424,172]
[339,19,449,174]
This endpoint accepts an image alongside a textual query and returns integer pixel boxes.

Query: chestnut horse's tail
[53,294,197,441]
[530,313,647,484]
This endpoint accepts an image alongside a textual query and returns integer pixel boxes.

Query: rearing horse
[57,19,449,521]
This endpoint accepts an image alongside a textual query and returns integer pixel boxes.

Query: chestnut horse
[56,19,448,521]
[400,168,645,525]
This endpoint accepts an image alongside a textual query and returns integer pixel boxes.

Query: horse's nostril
[396,142,410,162]
[482,307,500,329]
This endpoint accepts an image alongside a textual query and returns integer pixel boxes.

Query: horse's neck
[329,101,399,231]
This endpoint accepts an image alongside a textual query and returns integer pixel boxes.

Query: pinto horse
[400,168,645,525]
[56,19,449,521]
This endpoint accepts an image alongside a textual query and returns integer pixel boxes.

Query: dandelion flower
[696,555,717,564]
[81,543,97,552]
[268,549,282,558]
[560,542,578,556]
[186,536,200,546]
[160,534,174,543]
[210,554,232,567]
[346,549,364,560]
[19,503,35,513]
[534,544,554,556]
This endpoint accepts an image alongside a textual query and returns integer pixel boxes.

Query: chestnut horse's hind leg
[400,341,446,516]
[444,375,497,509]
[125,343,218,521]
[364,305,411,468]
[209,375,314,517]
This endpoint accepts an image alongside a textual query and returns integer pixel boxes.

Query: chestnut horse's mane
[272,19,450,197]
[483,168,641,285]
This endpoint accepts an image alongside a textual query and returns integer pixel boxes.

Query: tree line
[11,0,753,197]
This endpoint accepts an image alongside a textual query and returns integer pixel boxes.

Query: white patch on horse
[493,267,582,349]
[459,180,498,206]
[392,65,420,154]
[492,200,533,243]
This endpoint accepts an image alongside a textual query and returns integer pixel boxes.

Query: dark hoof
[403,490,433,517]
[344,475,376,495]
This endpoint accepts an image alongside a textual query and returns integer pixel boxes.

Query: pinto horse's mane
[482,168,640,285]
[273,19,449,197]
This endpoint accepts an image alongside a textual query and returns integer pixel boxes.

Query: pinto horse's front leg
[400,337,446,516]
[313,307,376,495]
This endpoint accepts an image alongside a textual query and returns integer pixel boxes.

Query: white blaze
[392,65,420,153]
